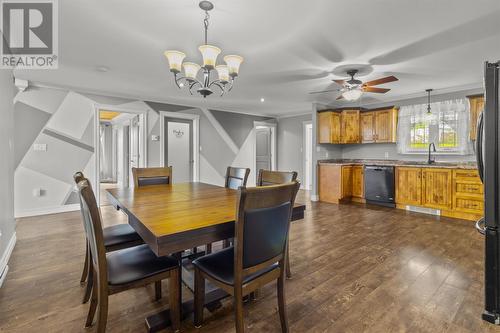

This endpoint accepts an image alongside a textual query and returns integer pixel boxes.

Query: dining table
[106,182,306,333]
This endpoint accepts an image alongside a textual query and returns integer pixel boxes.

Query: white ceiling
[15,0,500,117]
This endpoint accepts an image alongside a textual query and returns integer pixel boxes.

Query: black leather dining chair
[74,172,143,304]
[192,181,300,333]
[132,166,173,187]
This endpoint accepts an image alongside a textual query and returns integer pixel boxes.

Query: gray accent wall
[0,67,15,265]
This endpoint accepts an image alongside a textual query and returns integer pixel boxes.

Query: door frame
[93,104,148,206]
[159,111,200,182]
[253,121,277,174]
[303,120,313,190]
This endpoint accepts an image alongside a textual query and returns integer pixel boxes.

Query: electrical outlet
[34,143,47,151]
[326,152,329,158]
[151,135,160,141]
[384,152,389,159]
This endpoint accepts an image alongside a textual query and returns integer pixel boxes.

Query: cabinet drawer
[453,169,481,181]
[455,182,484,195]
[454,197,484,214]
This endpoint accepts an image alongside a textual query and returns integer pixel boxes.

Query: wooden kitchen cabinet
[341,110,360,144]
[360,112,375,143]
[452,169,483,216]
[318,164,353,203]
[352,165,364,198]
[317,111,341,144]
[359,107,398,143]
[395,167,422,206]
[422,168,453,210]
[468,95,484,141]
[341,165,353,198]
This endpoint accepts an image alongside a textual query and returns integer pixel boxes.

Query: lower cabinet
[395,167,422,206]
[452,169,484,216]
[318,164,357,203]
[352,166,364,198]
[421,168,453,210]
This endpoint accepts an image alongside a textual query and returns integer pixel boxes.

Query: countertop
[317,159,478,169]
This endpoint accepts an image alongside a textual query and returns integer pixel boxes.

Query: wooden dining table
[106,182,306,332]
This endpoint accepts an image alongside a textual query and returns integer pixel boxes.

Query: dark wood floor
[1,191,499,333]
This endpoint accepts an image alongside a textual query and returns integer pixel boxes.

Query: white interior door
[256,127,272,172]
[167,121,192,183]
[305,123,313,190]
[129,117,140,187]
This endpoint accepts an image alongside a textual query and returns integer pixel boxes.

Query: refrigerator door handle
[476,217,486,235]
[476,111,484,183]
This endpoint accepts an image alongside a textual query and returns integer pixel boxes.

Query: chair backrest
[77,178,108,290]
[225,167,250,190]
[132,167,172,187]
[234,181,300,279]
[257,170,298,186]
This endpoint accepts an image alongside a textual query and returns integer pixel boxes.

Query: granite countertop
[318,159,478,170]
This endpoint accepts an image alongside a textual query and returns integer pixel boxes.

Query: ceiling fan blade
[309,88,340,95]
[363,87,391,93]
[363,76,398,86]
[332,79,345,85]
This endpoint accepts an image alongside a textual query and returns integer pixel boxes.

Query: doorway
[303,121,313,191]
[254,122,277,179]
[95,108,147,206]
[163,117,193,183]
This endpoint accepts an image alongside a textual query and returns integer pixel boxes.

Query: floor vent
[406,205,441,216]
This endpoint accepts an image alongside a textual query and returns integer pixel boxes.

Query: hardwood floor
[1,191,499,332]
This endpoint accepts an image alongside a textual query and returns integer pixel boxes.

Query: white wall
[0,67,16,286]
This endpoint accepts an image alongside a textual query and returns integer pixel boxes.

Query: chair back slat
[234,182,300,276]
[257,170,298,186]
[132,167,172,187]
[225,167,250,190]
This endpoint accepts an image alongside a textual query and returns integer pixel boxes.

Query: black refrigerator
[477,61,500,324]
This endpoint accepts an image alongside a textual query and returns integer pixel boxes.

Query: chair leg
[234,288,245,333]
[223,238,232,248]
[96,283,109,333]
[85,272,98,327]
[277,271,289,333]
[155,281,162,301]
[169,269,181,332]
[286,245,292,279]
[80,242,89,284]
[205,243,212,255]
[194,267,205,328]
[82,264,93,304]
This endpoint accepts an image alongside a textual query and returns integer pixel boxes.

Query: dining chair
[193,181,300,333]
[256,169,298,279]
[77,178,181,333]
[74,172,143,304]
[132,166,173,187]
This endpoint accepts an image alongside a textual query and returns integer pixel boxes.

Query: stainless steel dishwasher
[364,165,395,207]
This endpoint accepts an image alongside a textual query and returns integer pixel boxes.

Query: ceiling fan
[309,69,398,101]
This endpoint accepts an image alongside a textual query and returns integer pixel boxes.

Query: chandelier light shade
[163,1,243,97]
[164,50,186,73]
[342,88,363,101]
[224,55,244,77]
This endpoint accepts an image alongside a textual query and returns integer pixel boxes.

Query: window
[398,99,471,155]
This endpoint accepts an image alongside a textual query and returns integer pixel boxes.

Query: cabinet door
[331,112,341,144]
[361,112,375,143]
[341,110,360,144]
[317,112,332,144]
[422,168,452,210]
[468,96,484,141]
[374,110,392,143]
[352,166,364,198]
[452,169,484,215]
[341,166,353,198]
[395,167,422,206]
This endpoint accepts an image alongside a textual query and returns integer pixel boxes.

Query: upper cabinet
[317,111,341,144]
[361,112,375,143]
[468,95,484,141]
[341,110,360,144]
[373,108,398,143]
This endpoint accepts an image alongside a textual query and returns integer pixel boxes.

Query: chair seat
[107,244,179,285]
[103,224,142,248]
[192,247,278,286]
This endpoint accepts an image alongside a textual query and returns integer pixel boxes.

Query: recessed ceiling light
[96,66,109,72]
[260,98,265,102]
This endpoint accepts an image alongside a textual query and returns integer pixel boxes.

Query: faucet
[428,142,436,164]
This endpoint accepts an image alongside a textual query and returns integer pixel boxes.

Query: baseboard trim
[311,194,319,202]
[15,204,80,218]
[0,232,17,288]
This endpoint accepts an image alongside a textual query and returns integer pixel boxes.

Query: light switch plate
[151,135,160,141]
[34,143,47,151]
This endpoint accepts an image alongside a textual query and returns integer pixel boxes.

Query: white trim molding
[15,203,80,218]
[159,111,200,182]
[0,232,17,288]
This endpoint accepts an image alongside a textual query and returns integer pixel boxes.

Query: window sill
[401,151,471,156]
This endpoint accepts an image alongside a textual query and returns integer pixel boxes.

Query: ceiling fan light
[183,62,201,80]
[198,44,221,69]
[215,65,229,83]
[342,88,363,101]
[224,55,244,77]
[164,50,186,73]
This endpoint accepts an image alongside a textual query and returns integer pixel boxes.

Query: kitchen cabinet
[317,111,341,144]
[352,166,364,198]
[341,110,360,144]
[341,165,353,198]
[452,169,483,216]
[360,112,375,143]
[359,107,398,143]
[395,167,422,206]
[318,164,355,203]
[468,95,484,141]
[421,168,453,210]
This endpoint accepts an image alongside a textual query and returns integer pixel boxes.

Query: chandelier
[164,1,243,98]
